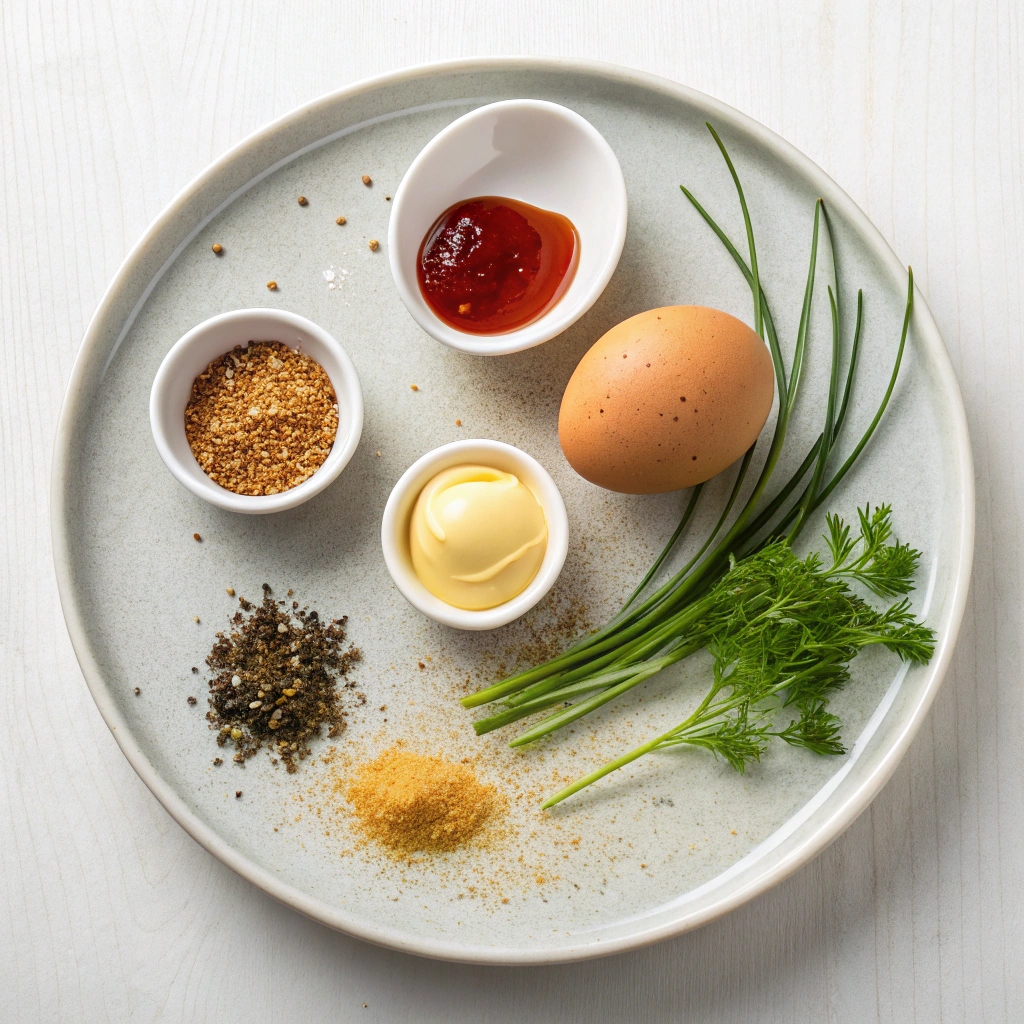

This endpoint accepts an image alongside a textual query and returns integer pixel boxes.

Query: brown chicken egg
[558,306,775,493]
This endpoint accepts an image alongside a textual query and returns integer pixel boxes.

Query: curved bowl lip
[387,98,628,355]
[380,439,569,630]
[49,56,975,966]
[149,307,364,514]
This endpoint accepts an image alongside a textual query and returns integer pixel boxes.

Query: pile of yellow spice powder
[344,747,502,854]
[184,341,338,495]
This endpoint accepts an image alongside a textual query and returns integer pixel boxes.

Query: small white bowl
[381,439,569,630]
[150,308,363,514]
[388,99,627,356]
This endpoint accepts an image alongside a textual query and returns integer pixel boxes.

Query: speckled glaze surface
[51,58,973,965]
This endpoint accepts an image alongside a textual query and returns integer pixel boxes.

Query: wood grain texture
[1,1,1019,1020]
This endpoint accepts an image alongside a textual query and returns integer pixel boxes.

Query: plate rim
[50,55,975,965]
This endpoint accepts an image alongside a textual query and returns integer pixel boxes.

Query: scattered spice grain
[211,243,223,254]
[368,239,379,251]
[236,790,242,798]
[267,281,278,290]
[344,746,501,854]
[184,341,338,496]
[410,384,419,391]
[226,587,235,597]
[297,196,308,206]
[501,596,592,674]
[361,174,372,186]
[455,419,462,427]
[187,696,197,705]
[133,687,141,696]
[336,215,347,225]
[213,757,222,765]
[205,586,360,771]
[193,533,202,542]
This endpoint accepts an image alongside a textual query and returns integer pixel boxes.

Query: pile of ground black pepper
[205,584,361,772]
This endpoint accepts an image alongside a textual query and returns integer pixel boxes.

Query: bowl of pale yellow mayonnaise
[381,439,569,630]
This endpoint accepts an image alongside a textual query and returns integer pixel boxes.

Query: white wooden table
[2,2,1018,1019]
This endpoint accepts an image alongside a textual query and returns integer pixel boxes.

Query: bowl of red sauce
[388,100,627,355]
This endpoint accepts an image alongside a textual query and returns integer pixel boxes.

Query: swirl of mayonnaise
[409,464,548,610]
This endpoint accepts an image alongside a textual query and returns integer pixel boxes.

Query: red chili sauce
[417,196,579,334]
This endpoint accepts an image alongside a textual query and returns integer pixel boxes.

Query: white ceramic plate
[52,58,973,965]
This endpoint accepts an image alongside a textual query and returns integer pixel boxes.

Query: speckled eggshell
[558,305,775,493]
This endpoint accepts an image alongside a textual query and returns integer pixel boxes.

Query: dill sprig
[538,508,934,807]
[461,123,934,807]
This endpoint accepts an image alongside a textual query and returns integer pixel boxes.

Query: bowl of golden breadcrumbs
[150,308,363,513]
